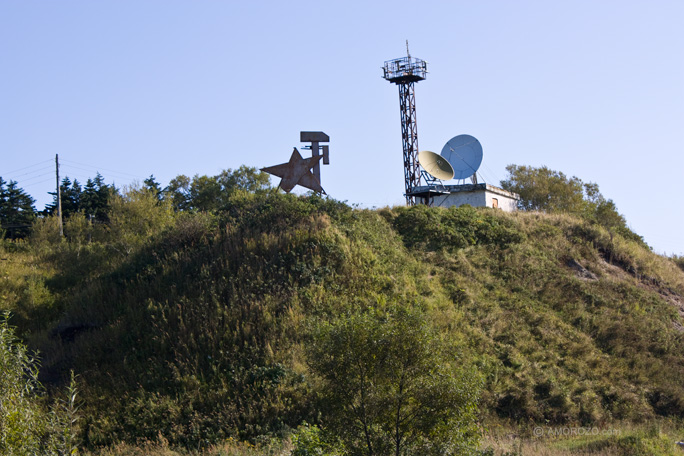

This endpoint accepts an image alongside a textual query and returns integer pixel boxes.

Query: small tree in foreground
[0,313,80,455]
[308,307,482,456]
[0,312,44,453]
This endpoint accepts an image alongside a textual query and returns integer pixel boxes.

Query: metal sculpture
[261,132,330,194]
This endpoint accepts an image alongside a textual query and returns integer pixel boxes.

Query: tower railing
[383,56,427,83]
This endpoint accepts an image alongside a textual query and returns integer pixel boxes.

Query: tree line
[2,163,639,244]
[0,165,270,239]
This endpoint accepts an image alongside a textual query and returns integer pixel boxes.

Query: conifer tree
[45,174,113,222]
[82,173,113,222]
[0,177,36,239]
[143,175,163,202]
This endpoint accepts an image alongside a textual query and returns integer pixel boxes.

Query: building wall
[420,184,519,212]
[433,190,486,208]
[484,190,518,212]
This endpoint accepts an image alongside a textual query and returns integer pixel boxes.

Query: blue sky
[1,1,683,255]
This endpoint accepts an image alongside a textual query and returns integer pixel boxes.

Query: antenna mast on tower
[383,41,427,205]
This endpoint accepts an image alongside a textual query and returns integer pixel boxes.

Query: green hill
[2,188,684,452]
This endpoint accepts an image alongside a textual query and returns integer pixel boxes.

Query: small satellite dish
[440,134,483,180]
[418,150,455,181]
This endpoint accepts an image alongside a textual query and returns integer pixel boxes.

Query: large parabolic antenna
[440,134,483,180]
[418,150,454,181]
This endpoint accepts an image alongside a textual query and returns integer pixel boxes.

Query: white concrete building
[412,183,520,212]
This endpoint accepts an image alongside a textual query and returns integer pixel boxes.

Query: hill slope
[2,191,683,448]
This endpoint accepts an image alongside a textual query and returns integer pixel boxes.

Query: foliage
[291,423,340,456]
[0,177,36,239]
[43,173,115,224]
[390,204,524,252]
[164,166,271,212]
[81,174,115,222]
[500,164,644,244]
[500,165,590,214]
[0,312,81,455]
[0,312,45,453]
[106,185,176,256]
[2,171,684,453]
[48,371,82,456]
[308,307,483,456]
[143,175,164,203]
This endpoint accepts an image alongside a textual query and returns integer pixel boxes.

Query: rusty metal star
[261,147,325,194]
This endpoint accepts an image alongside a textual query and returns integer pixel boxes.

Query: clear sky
[1,1,682,256]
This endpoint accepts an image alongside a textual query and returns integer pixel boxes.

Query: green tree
[164,174,192,211]
[163,166,271,212]
[107,185,176,256]
[0,313,81,455]
[0,178,37,239]
[308,307,482,456]
[143,174,163,202]
[217,165,271,194]
[44,177,82,218]
[81,172,114,222]
[500,164,643,244]
[500,165,589,213]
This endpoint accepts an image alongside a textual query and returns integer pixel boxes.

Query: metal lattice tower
[383,43,427,205]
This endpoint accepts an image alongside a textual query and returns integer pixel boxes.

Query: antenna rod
[406,39,410,58]
[56,154,63,237]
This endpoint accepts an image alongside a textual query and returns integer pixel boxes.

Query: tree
[0,177,36,239]
[81,173,114,222]
[500,164,643,244]
[164,174,192,211]
[308,307,482,456]
[44,177,82,218]
[217,165,271,194]
[143,175,163,202]
[500,165,589,214]
[107,185,175,256]
[163,166,271,212]
[0,312,44,453]
[44,174,115,223]
[0,313,81,455]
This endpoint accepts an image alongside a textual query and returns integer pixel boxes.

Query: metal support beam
[398,82,421,205]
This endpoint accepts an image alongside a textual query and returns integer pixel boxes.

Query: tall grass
[1,194,684,452]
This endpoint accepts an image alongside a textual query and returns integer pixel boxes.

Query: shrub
[308,306,483,456]
[0,312,80,455]
[392,204,524,252]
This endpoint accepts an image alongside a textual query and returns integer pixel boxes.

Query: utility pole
[56,154,63,237]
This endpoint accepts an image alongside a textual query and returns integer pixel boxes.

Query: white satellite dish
[418,150,455,181]
[440,134,483,180]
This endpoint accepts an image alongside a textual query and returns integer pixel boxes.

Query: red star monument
[261,148,325,194]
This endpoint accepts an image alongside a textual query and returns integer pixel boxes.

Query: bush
[308,306,483,456]
[392,204,524,252]
[0,312,45,453]
[0,312,80,455]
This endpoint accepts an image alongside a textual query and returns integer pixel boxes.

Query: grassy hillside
[2,188,684,453]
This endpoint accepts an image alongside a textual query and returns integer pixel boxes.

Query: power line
[15,172,55,185]
[2,165,55,180]
[0,159,53,176]
[60,159,144,179]
[21,178,55,188]
[59,166,138,185]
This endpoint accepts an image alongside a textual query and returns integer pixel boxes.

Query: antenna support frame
[383,47,428,205]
